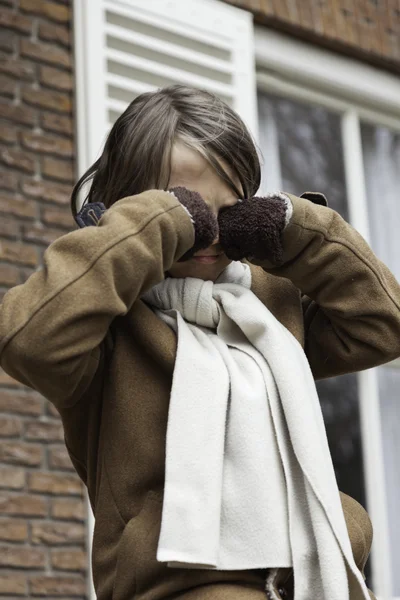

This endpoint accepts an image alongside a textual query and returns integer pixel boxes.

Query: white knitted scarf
[142,261,371,600]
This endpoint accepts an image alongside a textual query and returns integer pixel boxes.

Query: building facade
[0,0,399,598]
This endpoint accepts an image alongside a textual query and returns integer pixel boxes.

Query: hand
[218,193,291,264]
[167,187,218,262]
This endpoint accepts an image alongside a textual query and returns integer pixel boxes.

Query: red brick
[48,445,74,470]
[0,370,25,388]
[0,146,35,173]
[20,38,71,69]
[0,415,22,436]
[0,573,28,596]
[0,193,36,219]
[0,263,19,286]
[31,520,85,545]
[0,492,47,516]
[42,156,74,183]
[30,575,86,597]
[0,390,43,415]
[39,65,73,91]
[0,239,38,265]
[269,0,296,22]
[47,401,61,417]
[0,466,25,490]
[21,86,72,113]
[0,30,16,54]
[18,266,35,283]
[0,74,17,98]
[22,224,62,245]
[0,102,36,126]
[51,498,85,521]
[38,20,71,48]
[334,1,358,45]
[42,206,73,229]
[21,179,71,205]
[0,518,28,541]
[41,111,72,135]
[29,472,83,496]
[0,122,18,144]
[0,440,42,466]
[0,54,36,81]
[21,131,73,157]
[0,8,32,33]
[25,419,64,442]
[0,544,46,568]
[0,170,18,191]
[51,548,87,571]
[20,0,70,23]
[0,215,19,239]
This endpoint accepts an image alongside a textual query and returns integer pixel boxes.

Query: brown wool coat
[1,190,399,600]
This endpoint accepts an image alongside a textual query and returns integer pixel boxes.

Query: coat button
[278,587,288,598]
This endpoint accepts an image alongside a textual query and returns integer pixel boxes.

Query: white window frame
[255,27,400,600]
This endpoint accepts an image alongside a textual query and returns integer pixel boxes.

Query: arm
[0,190,196,407]
[219,193,400,379]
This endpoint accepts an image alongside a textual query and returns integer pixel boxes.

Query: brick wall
[0,0,88,597]
[225,0,400,73]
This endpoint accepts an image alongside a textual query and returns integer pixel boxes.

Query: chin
[168,255,232,281]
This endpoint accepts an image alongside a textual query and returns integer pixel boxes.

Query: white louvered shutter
[74,0,258,177]
[73,2,258,595]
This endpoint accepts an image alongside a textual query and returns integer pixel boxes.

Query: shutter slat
[107,73,156,96]
[104,1,232,51]
[106,97,129,113]
[106,48,235,98]
[105,23,234,75]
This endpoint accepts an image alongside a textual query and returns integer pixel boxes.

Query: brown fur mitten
[168,187,218,262]
[218,192,291,264]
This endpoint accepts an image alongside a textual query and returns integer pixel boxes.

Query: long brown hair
[70,84,261,218]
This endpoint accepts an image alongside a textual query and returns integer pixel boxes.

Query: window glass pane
[258,92,369,582]
[361,123,400,280]
[316,375,365,504]
[377,366,400,595]
[362,123,400,593]
[257,93,349,219]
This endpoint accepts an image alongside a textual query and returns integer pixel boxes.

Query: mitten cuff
[167,187,218,261]
[74,201,107,228]
[263,191,293,228]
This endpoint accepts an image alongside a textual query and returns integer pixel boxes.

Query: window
[256,27,400,598]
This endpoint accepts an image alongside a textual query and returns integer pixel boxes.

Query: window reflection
[258,94,349,219]
[361,124,400,281]
[316,375,365,505]
[258,92,369,583]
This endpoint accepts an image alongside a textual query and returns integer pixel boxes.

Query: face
[167,141,242,281]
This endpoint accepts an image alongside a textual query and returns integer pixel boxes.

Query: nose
[211,233,222,252]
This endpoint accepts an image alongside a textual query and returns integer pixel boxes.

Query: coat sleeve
[250,193,400,379]
[0,190,194,407]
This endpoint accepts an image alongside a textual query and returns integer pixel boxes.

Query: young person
[1,84,398,600]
